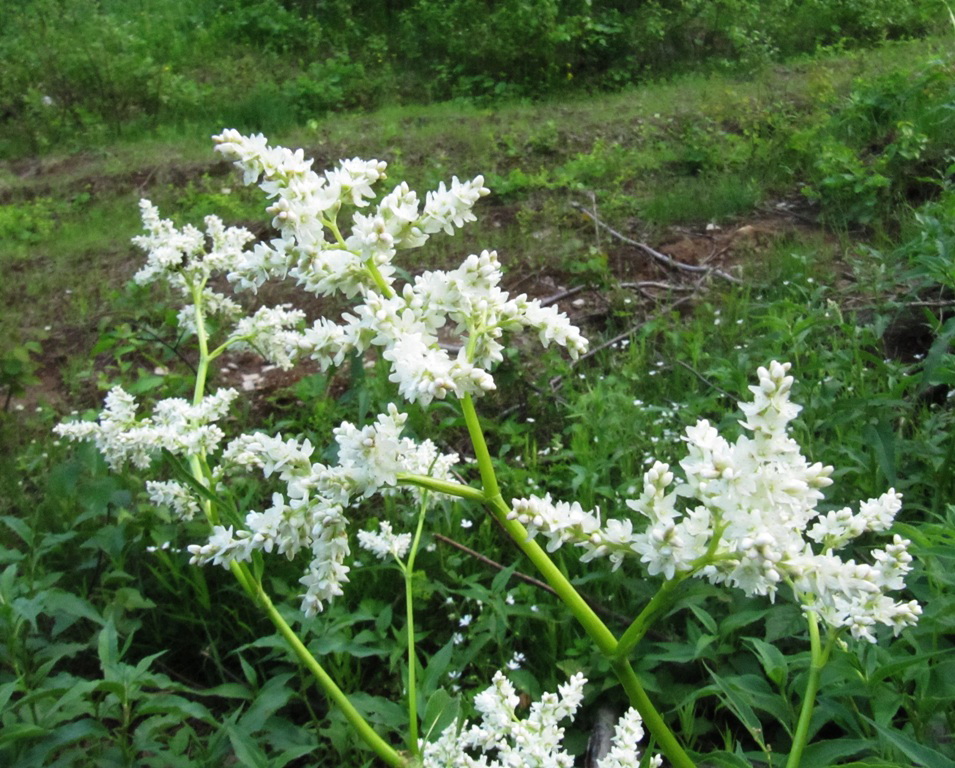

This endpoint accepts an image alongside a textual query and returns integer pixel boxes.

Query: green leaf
[0,723,48,746]
[868,648,955,685]
[709,671,764,742]
[688,603,717,634]
[43,590,105,637]
[421,688,459,743]
[0,515,33,546]
[238,673,295,733]
[420,640,455,700]
[691,750,751,767]
[745,637,789,688]
[719,608,768,635]
[491,562,518,594]
[863,419,897,488]
[227,723,270,768]
[862,716,955,767]
[798,737,872,766]
[137,693,215,724]
[97,619,120,671]
[199,683,253,700]
[348,693,408,731]
[920,315,955,391]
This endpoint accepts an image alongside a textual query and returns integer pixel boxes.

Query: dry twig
[570,202,742,285]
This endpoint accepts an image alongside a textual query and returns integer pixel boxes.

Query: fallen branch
[570,202,742,285]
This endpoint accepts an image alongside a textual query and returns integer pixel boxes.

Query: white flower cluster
[422,672,656,768]
[189,404,459,616]
[131,133,587,403]
[54,386,238,470]
[510,362,921,642]
[57,389,457,616]
[133,201,309,370]
[146,480,201,521]
[357,521,412,561]
[209,131,588,402]
[58,132,589,617]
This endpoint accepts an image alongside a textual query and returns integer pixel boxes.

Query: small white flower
[506,651,525,670]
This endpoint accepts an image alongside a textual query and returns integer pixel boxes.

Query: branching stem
[459,393,696,768]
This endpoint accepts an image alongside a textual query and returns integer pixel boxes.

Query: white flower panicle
[54,387,238,470]
[132,200,256,291]
[421,672,656,768]
[189,405,458,616]
[510,362,921,642]
[230,304,307,370]
[130,133,587,404]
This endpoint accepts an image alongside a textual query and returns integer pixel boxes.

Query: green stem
[184,286,404,766]
[611,656,697,768]
[616,575,687,658]
[402,499,429,755]
[233,561,407,768]
[459,393,695,768]
[460,393,502,500]
[396,472,485,503]
[320,212,395,298]
[786,611,835,768]
[190,283,211,408]
[366,259,394,297]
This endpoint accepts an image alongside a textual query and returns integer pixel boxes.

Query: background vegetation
[2,2,954,766]
[0,0,944,155]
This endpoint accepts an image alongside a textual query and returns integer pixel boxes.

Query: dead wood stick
[619,281,696,292]
[570,202,742,285]
[541,284,589,308]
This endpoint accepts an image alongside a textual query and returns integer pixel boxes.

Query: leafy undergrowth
[2,38,955,768]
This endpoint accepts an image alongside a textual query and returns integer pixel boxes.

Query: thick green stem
[611,657,697,768]
[459,393,695,768]
[786,611,835,768]
[233,561,407,768]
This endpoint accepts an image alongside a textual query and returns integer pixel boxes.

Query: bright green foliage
[0,0,944,156]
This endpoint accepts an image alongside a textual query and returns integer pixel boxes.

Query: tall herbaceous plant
[56,132,921,768]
